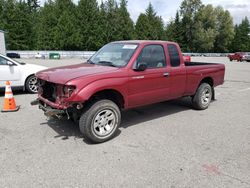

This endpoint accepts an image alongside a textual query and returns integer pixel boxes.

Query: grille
[39,79,57,102]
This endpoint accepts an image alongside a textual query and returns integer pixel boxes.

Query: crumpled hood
[36,63,119,84]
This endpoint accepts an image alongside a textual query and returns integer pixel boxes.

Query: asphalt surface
[0,57,250,187]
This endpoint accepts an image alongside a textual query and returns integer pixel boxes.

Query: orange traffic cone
[1,81,20,112]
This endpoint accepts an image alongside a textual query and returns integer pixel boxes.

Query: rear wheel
[79,100,121,143]
[192,83,212,110]
[25,75,38,93]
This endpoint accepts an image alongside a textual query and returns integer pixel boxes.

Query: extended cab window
[0,57,8,65]
[167,44,180,67]
[136,45,166,69]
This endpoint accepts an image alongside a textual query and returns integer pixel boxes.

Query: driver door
[0,56,21,87]
[127,44,171,108]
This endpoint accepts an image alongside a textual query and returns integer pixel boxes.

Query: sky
[123,0,250,24]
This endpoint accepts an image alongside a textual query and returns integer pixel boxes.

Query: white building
[0,30,6,55]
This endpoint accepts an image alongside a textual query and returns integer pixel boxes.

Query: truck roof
[111,40,177,45]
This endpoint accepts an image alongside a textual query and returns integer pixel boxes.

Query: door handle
[163,72,169,77]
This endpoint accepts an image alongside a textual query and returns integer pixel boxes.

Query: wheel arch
[24,74,36,91]
[86,89,125,109]
[199,77,215,100]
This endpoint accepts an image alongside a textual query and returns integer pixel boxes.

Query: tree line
[0,0,249,52]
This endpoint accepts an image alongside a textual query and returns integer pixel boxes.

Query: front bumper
[31,99,66,117]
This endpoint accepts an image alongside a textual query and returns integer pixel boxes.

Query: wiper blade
[97,61,117,67]
[87,59,94,64]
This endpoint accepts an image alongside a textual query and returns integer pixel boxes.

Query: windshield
[89,43,138,67]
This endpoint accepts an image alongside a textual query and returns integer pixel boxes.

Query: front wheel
[192,83,212,110]
[25,75,38,93]
[79,100,121,143]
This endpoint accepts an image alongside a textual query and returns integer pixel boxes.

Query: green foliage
[54,0,81,50]
[77,0,101,50]
[0,0,247,52]
[192,5,217,52]
[3,0,34,50]
[231,17,250,52]
[0,0,5,29]
[165,11,184,47]
[179,0,203,51]
[214,7,235,52]
[35,0,57,50]
[116,0,134,40]
[135,3,165,40]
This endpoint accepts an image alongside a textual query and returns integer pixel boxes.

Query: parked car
[32,40,225,143]
[227,52,247,62]
[242,53,250,62]
[35,53,45,59]
[183,54,191,62]
[6,52,20,59]
[0,54,47,93]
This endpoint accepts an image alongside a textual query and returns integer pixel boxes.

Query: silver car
[242,52,250,62]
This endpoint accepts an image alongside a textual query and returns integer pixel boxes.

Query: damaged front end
[31,78,82,120]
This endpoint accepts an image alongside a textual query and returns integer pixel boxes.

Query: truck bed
[184,61,225,96]
[185,62,220,66]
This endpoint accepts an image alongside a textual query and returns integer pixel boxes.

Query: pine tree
[0,0,5,29]
[214,7,234,52]
[77,0,101,50]
[192,5,217,52]
[180,0,203,51]
[231,17,250,52]
[165,11,183,45]
[3,0,33,50]
[135,3,165,40]
[36,0,57,50]
[116,0,134,40]
[135,13,150,39]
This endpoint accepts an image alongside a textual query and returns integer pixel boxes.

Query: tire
[192,83,212,110]
[25,75,38,93]
[79,99,121,143]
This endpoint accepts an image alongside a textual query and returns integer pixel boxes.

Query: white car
[34,53,45,59]
[0,54,47,93]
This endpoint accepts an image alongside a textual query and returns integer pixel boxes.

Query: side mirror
[7,61,14,66]
[134,62,147,71]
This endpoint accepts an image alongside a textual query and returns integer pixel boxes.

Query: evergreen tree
[36,0,57,50]
[135,13,150,39]
[98,1,108,46]
[27,0,40,11]
[192,5,217,52]
[27,0,40,49]
[105,0,121,41]
[135,3,165,40]
[165,11,183,45]
[116,0,134,40]
[231,17,250,52]
[214,7,234,52]
[3,0,33,50]
[77,0,101,50]
[180,0,202,51]
[0,0,5,29]
[54,0,81,50]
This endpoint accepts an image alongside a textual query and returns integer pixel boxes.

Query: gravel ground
[0,57,250,188]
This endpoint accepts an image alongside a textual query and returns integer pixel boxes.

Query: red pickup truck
[227,52,247,62]
[32,41,225,143]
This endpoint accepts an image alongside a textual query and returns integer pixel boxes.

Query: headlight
[63,85,76,98]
